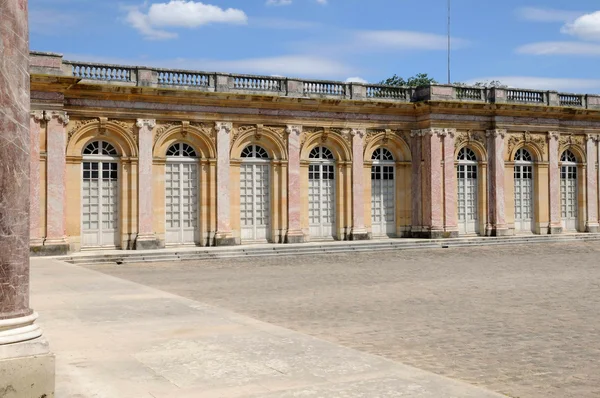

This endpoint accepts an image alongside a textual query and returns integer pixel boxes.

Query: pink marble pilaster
[45,111,69,245]
[410,130,423,234]
[585,135,599,232]
[442,129,458,233]
[30,111,44,246]
[423,129,444,233]
[286,125,304,242]
[548,132,562,233]
[487,129,508,235]
[350,129,368,239]
[215,122,235,244]
[136,119,159,248]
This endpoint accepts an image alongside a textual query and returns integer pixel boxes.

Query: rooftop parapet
[30,51,600,109]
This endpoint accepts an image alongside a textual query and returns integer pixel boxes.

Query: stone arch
[301,131,351,161]
[230,126,287,160]
[559,145,586,163]
[154,124,215,159]
[67,120,137,158]
[363,132,411,162]
[508,142,543,162]
[455,141,487,162]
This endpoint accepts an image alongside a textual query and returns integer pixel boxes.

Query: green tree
[379,73,437,87]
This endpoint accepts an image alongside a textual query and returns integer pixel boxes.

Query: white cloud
[562,11,600,41]
[345,77,368,84]
[125,1,247,40]
[516,41,600,56]
[266,0,292,5]
[355,30,467,51]
[516,7,583,23]
[466,76,600,92]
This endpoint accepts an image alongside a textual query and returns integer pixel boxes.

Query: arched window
[166,143,197,157]
[561,150,577,163]
[83,140,118,156]
[241,145,269,159]
[372,148,394,161]
[514,148,533,162]
[309,146,334,160]
[457,147,477,162]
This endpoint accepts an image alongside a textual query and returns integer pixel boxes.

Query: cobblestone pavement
[89,242,600,398]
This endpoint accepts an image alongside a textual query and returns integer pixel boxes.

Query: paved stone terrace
[89,242,600,398]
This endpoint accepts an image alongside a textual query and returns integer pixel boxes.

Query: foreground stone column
[135,119,160,249]
[286,125,305,243]
[0,0,55,395]
[350,129,369,240]
[30,111,44,249]
[410,130,423,236]
[487,129,509,236]
[44,110,69,254]
[548,132,562,234]
[215,122,236,246]
[421,129,444,238]
[585,135,599,233]
[442,129,458,236]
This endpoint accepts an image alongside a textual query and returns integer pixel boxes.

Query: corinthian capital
[548,131,560,141]
[486,129,506,138]
[286,125,302,136]
[136,119,156,130]
[215,122,232,134]
[350,128,365,138]
[45,110,69,125]
[30,110,45,122]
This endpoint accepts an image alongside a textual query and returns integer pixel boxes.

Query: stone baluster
[350,129,369,240]
[215,122,236,246]
[442,129,459,236]
[136,119,159,249]
[421,129,444,237]
[548,132,562,234]
[44,110,69,253]
[585,135,599,232]
[0,0,55,395]
[487,129,509,236]
[30,111,45,248]
[286,125,305,243]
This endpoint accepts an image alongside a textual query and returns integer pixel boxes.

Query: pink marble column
[286,125,305,243]
[585,135,599,232]
[487,129,509,236]
[136,119,159,249]
[215,122,236,246]
[422,129,444,237]
[410,130,423,236]
[442,129,458,235]
[30,111,44,247]
[548,132,562,234]
[44,110,69,252]
[0,0,48,360]
[350,129,369,240]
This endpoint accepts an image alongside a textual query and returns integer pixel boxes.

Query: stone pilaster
[286,125,305,243]
[215,122,236,246]
[30,111,44,249]
[442,129,459,236]
[44,110,69,254]
[0,1,55,396]
[548,132,562,234]
[421,129,444,238]
[585,135,599,233]
[487,129,509,236]
[136,119,160,249]
[410,130,424,236]
[350,129,369,240]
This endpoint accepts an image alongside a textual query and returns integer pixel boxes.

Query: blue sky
[29,0,600,92]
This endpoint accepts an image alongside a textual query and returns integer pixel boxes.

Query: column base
[586,223,600,233]
[286,230,306,244]
[30,239,69,257]
[443,229,460,238]
[214,232,238,247]
[548,225,563,235]
[135,234,160,250]
[0,337,55,398]
[350,228,370,241]
[412,229,447,239]
[491,227,511,237]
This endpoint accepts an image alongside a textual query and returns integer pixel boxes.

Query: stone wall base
[30,243,69,257]
[349,232,370,241]
[135,235,160,250]
[286,234,306,244]
[411,229,451,239]
[548,226,563,235]
[215,237,238,246]
[491,228,511,237]
[586,224,600,233]
[0,338,55,398]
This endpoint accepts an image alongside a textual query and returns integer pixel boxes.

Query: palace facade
[29,51,600,254]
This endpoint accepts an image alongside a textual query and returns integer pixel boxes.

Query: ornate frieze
[506,131,547,155]
[67,119,96,146]
[454,130,485,148]
[154,120,214,145]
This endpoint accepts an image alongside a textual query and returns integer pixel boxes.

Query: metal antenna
[447,0,451,84]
